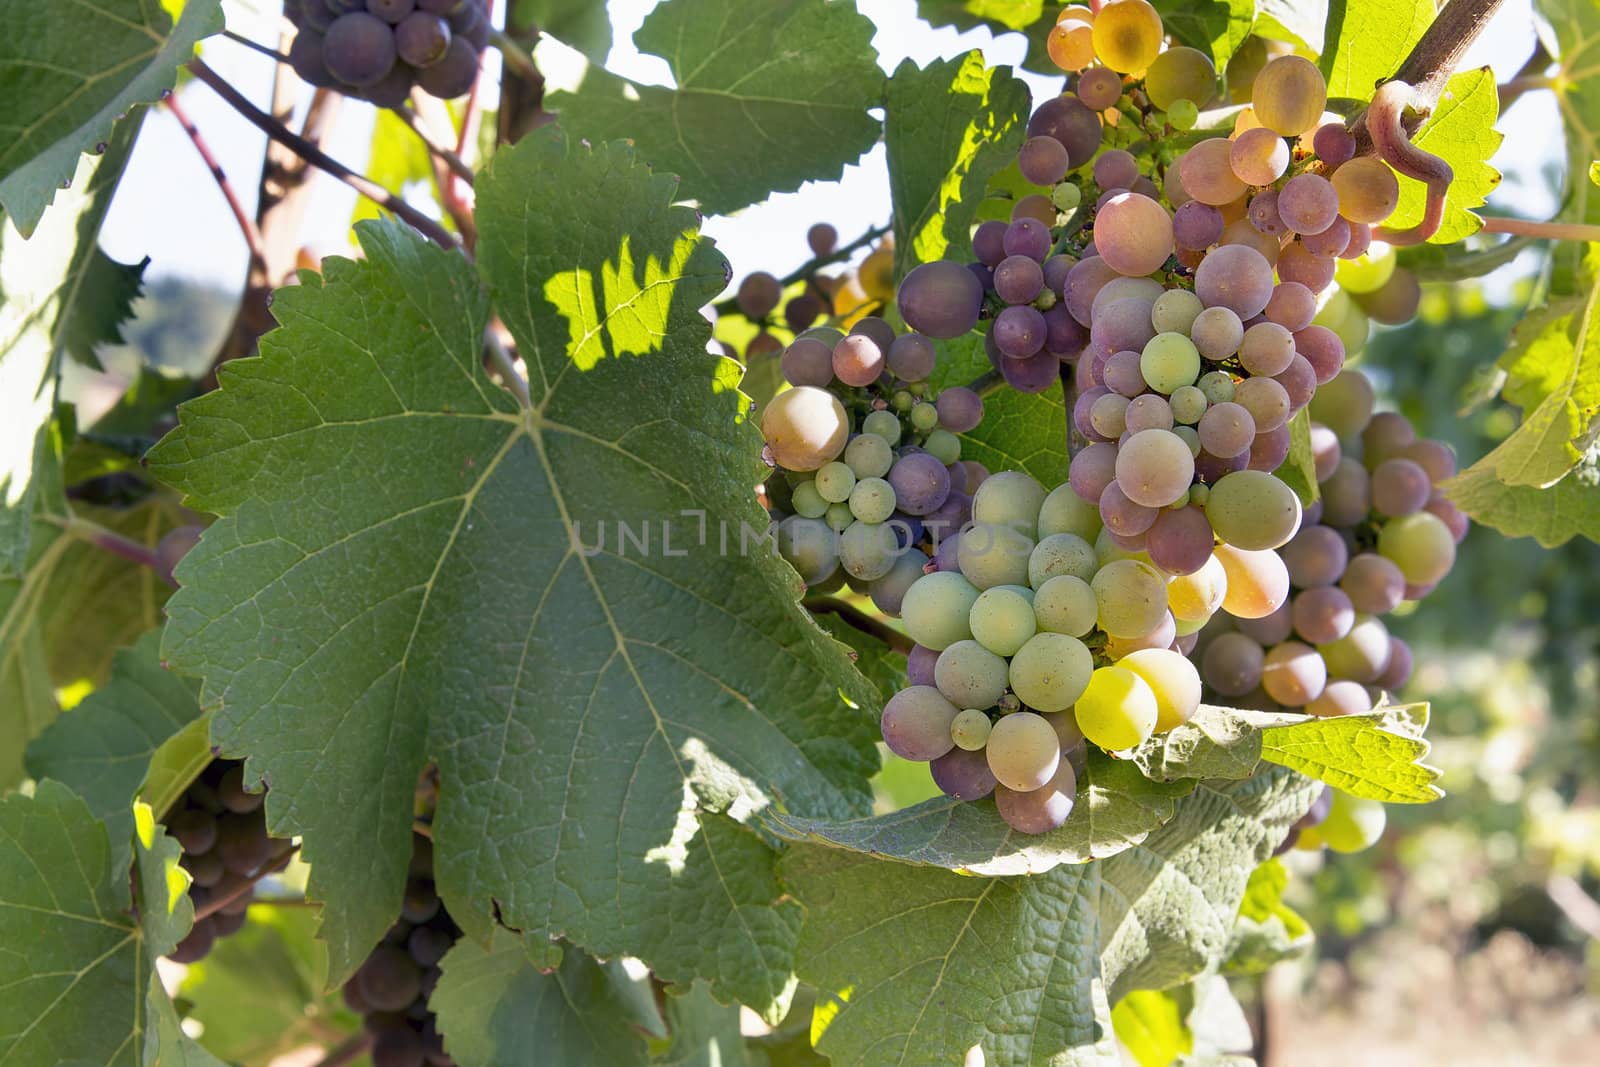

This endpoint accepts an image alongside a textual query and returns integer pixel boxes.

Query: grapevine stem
[1350,0,1508,149]
[187,59,459,251]
[491,28,541,84]
[412,820,435,839]
[1367,81,1453,246]
[45,515,175,587]
[459,1,494,163]
[484,328,532,408]
[221,28,292,64]
[709,224,892,319]
[165,93,268,270]
[392,103,476,185]
[1478,216,1600,242]
[308,1033,373,1067]
[802,596,913,654]
[192,842,302,921]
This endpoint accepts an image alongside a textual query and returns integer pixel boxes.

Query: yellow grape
[1091,0,1163,74]
[1251,55,1327,136]
[1231,106,1263,139]
[1225,35,1270,105]
[831,274,874,328]
[1177,138,1248,206]
[1144,46,1217,111]
[1073,666,1158,750]
[1331,156,1401,223]
[858,244,895,302]
[1118,648,1202,733]
[1047,16,1096,73]
[1167,553,1227,621]
[1220,219,1281,266]
[1213,542,1289,619]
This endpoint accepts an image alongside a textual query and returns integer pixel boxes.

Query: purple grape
[1425,492,1470,543]
[1265,282,1316,331]
[1277,244,1336,293]
[1274,356,1317,413]
[415,34,479,97]
[1093,149,1139,190]
[898,260,985,338]
[1236,601,1293,645]
[973,220,1009,266]
[995,254,1045,304]
[1292,586,1356,644]
[395,14,451,66]
[1043,304,1087,356]
[995,759,1077,834]
[1146,505,1215,575]
[1027,94,1102,166]
[780,338,833,387]
[288,29,336,88]
[1019,135,1071,185]
[324,12,397,86]
[851,316,897,353]
[1069,442,1118,502]
[1248,189,1287,235]
[1073,386,1110,441]
[1194,244,1274,319]
[1089,298,1156,353]
[1197,402,1255,458]
[1064,256,1120,325]
[1077,66,1123,110]
[1371,458,1431,517]
[1099,480,1158,536]
[1294,325,1345,385]
[1103,350,1146,397]
[936,386,984,433]
[887,333,936,382]
[1302,215,1351,257]
[994,305,1048,358]
[906,645,939,686]
[1313,123,1357,165]
[1374,636,1413,690]
[1281,524,1348,588]
[891,511,926,548]
[930,532,961,573]
[1342,221,1373,260]
[1194,447,1249,484]
[1003,217,1051,262]
[1278,174,1339,235]
[1173,201,1223,251]
[969,261,996,292]
[1043,254,1076,295]
[1247,423,1291,471]
[924,490,971,539]
[930,746,999,801]
[1235,376,1290,433]
[832,334,885,387]
[888,452,952,515]
[1000,350,1061,393]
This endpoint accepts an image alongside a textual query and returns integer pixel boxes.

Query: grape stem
[484,327,532,407]
[220,28,292,64]
[803,596,913,654]
[1478,217,1600,242]
[165,93,267,271]
[187,60,460,251]
[44,514,176,588]
[709,224,892,319]
[308,1033,373,1067]
[1058,358,1082,459]
[391,102,476,186]
[192,842,301,922]
[1367,81,1453,246]
[491,27,541,84]
[1350,0,1507,147]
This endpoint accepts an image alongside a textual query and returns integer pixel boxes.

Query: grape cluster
[1196,366,1463,713]
[761,315,987,603]
[884,470,1207,833]
[342,829,459,1067]
[285,0,488,108]
[731,228,896,363]
[164,759,285,963]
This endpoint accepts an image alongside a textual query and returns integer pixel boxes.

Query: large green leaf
[1255,0,1328,54]
[548,0,883,216]
[1,115,144,571]
[510,0,614,64]
[431,930,660,1067]
[1320,0,1433,102]
[1153,0,1254,70]
[0,780,203,1065]
[783,770,1316,1066]
[1538,0,1600,290]
[1258,711,1442,802]
[1441,461,1600,545]
[1385,68,1503,243]
[146,131,879,1013]
[25,630,203,877]
[1112,989,1192,1067]
[915,1,1044,33]
[654,982,748,1067]
[0,1,221,236]
[885,52,1032,275]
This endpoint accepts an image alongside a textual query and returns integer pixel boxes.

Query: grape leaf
[2,115,144,571]
[1276,408,1320,507]
[811,611,906,706]
[929,334,1072,485]
[1385,69,1504,244]
[509,0,614,64]
[1153,0,1254,70]
[1128,705,1272,783]
[1112,989,1193,1067]
[769,749,1194,875]
[147,131,879,1014]
[915,1,1045,33]
[144,975,229,1067]
[654,982,748,1067]
[1254,0,1328,54]
[1497,299,1585,413]
[1182,975,1254,1060]
[0,1,220,236]
[1438,463,1600,546]
[1223,857,1312,975]
[783,770,1314,1066]
[432,930,659,1067]
[1536,0,1600,290]
[885,52,1032,276]
[1259,712,1443,802]
[548,0,883,216]
[0,781,201,1065]
[25,630,203,877]
[1320,0,1433,102]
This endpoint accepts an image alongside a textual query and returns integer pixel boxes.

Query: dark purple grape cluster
[165,759,286,964]
[286,0,488,109]
[342,829,458,1067]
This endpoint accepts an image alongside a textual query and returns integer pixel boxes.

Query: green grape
[934,639,1011,709]
[844,433,894,479]
[848,477,896,524]
[824,502,854,532]
[985,712,1062,792]
[1317,613,1391,682]
[950,708,993,751]
[958,522,1035,590]
[893,390,915,412]
[1145,46,1215,111]
[902,571,982,650]
[1028,533,1098,587]
[1315,288,1371,358]
[1140,332,1202,394]
[1315,791,1386,852]
[1197,369,1236,405]
[1117,648,1201,732]
[1052,182,1083,213]
[1091,558,1169,638]
[1170,385,1207,424]
[973,471,1047,539]
[923,428,962,465]
[1032,575,1098,637]
[862,409,903,445]
[791,481,828,518]
[1152,289,1203,335]
[1251,55,1326,136]
[994,583,1036,604]
[969,587,1037,656]
[910,402,940,432]
[1167,98,1199,130]
[1309,369,1375,442]
[1205,470,1303,551]
[1094,525,1151,567]
[1038,484,1104,542]
[762,386,850,470]
[814,461,857,503]
[1007,632,1093,713]
[1074,666,1158,750]
[1184,477,1207,503]
[839,521,899,581]
[1377,512,1456,585]
[1333,241,1396,294]
[777,517,839,586]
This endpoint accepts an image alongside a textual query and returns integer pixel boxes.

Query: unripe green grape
[824,502,854,532]
[969,587,1038,656]
[791,481,828,518]
[862,409,903,445]
[839,521,900,580]
[1197,369,1236,405]
[1038,483,1104,542]
[973,471,1047,539]
[1151,289,1203,335]
[1309,369,1375,441]
[1053,182,1083,213]
[993,583,1036,603]
[923,428,962,465]
[985,712,1062,792]
[1170,385,1207,425]
[1094,525,1152,567]
[777,516,838,586]
[1145,46,1216,111]
[1032,574,1098,637]
[762,386,849,470]
[935,639,1011,709]
[1074,666,1158,750]
[1333,241,1397,294]
[1117,648,1201,732]
[1140,332,1202,393]
[1377,511,1456,585]
[1028,533,1098,587]
[1167,98,1199,130]
[1205,470,1303,551]
[848,477,896,523]
[1312,791,1386,852]
[902,571,982,650]
[959,523,1034,589]
[1091,559,1169,638]
[910,402,940,431]
[1317,614,1391,682]
[893,390,915,412]
[814,461,857,503]
[1184,478,1208,504]
[844,433,894,479]
[1007,632,1093,712]
[1315,288,1371,356]
[950,709,993,751]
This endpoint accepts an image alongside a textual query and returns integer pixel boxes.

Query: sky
[98,0,1563,307]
